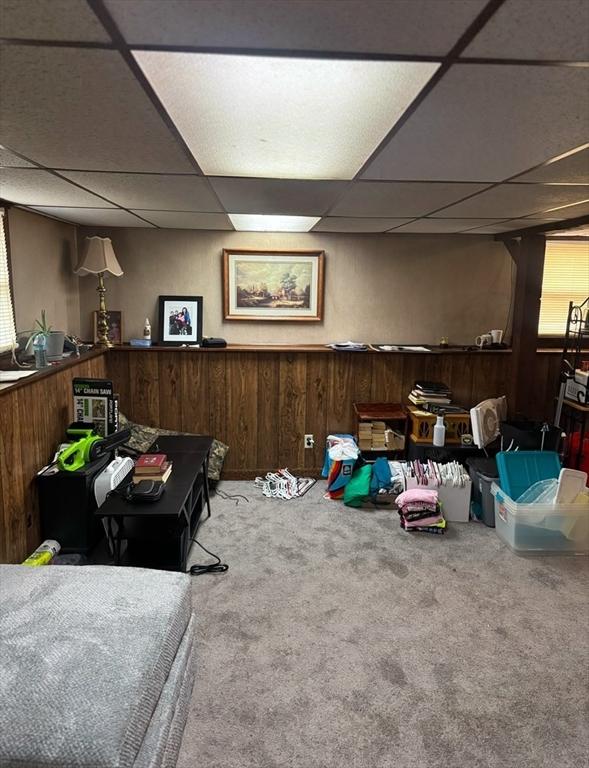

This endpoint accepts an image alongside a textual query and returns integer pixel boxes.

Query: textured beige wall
[8,208,81,336]
[76,228,513,345]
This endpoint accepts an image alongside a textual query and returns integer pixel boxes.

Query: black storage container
[37,455,110,553]
[467,457,499,527]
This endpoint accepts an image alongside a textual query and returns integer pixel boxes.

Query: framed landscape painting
[223,249,325,321]
[158,295,203,345]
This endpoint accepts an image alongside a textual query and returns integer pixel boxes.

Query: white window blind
[0,210,17,353]
[538,239,589,336]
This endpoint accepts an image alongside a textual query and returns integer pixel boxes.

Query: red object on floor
[566,432,589,474]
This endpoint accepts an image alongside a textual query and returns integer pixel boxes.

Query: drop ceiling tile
[362,64,589,182]
[538,200,589,219]
[312,217,413,233]
[551,226,589,237]
[0,0,111,42]
[330,182,488,217]
[463,0,589,61]
[134,52,439,180]
[60,172,223,212]
[390,218,506,233]
[107,0,486,55]
[0,46,195,173]
[431,184,589,219]
[29,207,154,227]
[0,169,116,207]
[132,210,233,229]
[465,218,566,234]
[209,178,347,216]
[513,147,589,184]
[0,148,35,168]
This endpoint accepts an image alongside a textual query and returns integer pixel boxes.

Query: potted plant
[24,310,65,366]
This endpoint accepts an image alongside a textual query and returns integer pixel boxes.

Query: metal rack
[561,296,589,376]
[556,297,589,469]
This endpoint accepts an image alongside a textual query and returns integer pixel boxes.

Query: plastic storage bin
[495,451,561,501]
[491,482,589,555]
[467,457,498,527]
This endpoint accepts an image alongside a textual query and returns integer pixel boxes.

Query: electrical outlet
[304,434,314,449]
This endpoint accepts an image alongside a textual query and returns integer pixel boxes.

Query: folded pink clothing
[403,515,444,528]
[399,503,438,513]
[395,488,439,507]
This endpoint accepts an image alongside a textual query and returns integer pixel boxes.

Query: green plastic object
[344,464,372,507]
[58,432,102,472]
[495,451,561,501]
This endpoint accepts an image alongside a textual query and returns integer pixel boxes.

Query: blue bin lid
[495,451,561,500]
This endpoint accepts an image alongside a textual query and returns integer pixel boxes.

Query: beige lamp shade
[75,236,123,277]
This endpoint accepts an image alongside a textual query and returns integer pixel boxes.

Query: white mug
[475,333,492,347]
[490,329,503,344]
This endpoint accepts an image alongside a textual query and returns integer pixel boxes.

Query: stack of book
[371,421,387,449]
[358,420,388,450]
[408,380,452,407]
[358,422,373,451]
[133,453,173,484]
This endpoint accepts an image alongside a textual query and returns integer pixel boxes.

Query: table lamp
[75,236,123,347]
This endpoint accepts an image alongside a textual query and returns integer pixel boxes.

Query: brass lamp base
[95,272,113,348]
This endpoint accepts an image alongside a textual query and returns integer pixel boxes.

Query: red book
[135,453,167,473]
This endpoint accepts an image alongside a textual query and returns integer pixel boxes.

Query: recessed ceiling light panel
[228,214,320,232]
[133,52,439,180]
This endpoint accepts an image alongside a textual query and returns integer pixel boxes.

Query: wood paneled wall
[0,352,107,563]
[528,351,562,421]
[0,347,562,563]
[106,348,516,478]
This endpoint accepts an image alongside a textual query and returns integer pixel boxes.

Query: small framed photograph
[223,249,325,322]
[158,295,203,345]
[93,310,123,344]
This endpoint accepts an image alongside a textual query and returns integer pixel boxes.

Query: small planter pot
[46,331,65,361]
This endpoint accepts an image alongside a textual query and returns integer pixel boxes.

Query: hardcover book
[133,462,173,484]
[135,454,168,473]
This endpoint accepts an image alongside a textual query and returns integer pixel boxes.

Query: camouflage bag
[119,413,229,482]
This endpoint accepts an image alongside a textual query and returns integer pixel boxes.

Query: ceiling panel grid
[0,0,587,235]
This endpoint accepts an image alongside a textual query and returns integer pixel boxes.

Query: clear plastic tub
[491,483,589,555]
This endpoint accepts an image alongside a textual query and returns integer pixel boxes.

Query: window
[0,209,17,353]
[538,239,589,336]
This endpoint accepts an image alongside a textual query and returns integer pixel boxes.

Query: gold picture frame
[223,249,325,322]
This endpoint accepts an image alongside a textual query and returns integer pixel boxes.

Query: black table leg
[202,453,212,522]
[114,516,125,566]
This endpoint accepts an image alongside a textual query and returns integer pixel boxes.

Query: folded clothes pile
[395,488,446,535]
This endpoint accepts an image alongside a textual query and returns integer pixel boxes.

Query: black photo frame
[158,295,203,346]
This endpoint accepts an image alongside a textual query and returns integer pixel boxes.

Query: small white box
[491,483,589,555]
[565,370,588,405]
[404,476,472,522]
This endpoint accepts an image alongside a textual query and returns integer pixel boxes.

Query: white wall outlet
[304,434,315,449]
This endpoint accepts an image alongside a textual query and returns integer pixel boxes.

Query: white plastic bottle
[433,415,446,447]
[143,318,151,340]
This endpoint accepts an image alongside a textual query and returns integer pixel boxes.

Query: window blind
[0,210,17,354]
[538,239,589,336]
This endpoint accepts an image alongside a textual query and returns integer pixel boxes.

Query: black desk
[96,435,213,571]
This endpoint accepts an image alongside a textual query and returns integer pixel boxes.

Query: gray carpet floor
[178,480,589,768]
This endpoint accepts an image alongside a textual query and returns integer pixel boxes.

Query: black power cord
[187,538,228,576]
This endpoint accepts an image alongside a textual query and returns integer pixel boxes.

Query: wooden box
[407,406,471,445]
